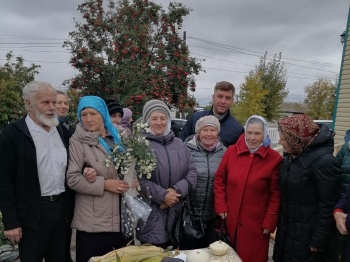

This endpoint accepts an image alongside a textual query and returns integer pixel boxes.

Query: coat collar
[208,107,231,122]
[185,134,224,153]
[236,134,270,159]
[14,116,68,149]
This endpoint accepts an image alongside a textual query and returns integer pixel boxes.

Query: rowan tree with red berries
[63,0,202,117]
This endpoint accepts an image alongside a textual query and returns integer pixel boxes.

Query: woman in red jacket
[214,115,282,262]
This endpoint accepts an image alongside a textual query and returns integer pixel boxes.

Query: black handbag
[170,200,207,250]
[207,217,232,247]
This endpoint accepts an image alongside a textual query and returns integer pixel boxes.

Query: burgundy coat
[214,134,282,262]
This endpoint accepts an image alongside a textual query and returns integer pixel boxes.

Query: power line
[202,66,247,74]
[0,46,64,48]
[202,67,334,81]
[0,48,68,53]
[188,36,340,72]
[0,58,68,64]
[192,52,253,67]
[1,34,69,41]
[194,52,336,79]
[0,42,62,45]
[0,33,341,68]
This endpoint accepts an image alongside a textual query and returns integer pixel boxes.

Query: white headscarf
[244,115,270,153]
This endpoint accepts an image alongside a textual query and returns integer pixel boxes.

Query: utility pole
[181,31,187,119]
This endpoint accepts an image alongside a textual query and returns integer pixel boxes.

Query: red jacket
[214,134,282,262]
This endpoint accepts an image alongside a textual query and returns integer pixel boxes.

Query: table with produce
[89,240,242,262]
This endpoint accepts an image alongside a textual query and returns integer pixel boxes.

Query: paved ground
[70,229,76,261]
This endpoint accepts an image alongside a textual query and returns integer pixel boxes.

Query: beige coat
[67,123,121,233]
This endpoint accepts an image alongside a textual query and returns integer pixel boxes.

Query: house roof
[279,102,306,114]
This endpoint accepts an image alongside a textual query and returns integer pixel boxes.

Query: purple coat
[137,131,197,244]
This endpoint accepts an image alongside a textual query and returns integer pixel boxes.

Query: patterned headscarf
[278,114,320,156]
[77,96,123,153]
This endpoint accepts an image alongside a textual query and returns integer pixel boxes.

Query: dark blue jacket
[180,108,244,147]
[334,183,350,262]
[336,142,350,195]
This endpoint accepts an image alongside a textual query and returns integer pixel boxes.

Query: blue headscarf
[77,96,123,153]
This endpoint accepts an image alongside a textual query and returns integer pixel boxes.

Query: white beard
[34,108,59,127]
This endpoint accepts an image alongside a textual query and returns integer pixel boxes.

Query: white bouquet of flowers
[106,122,157,244]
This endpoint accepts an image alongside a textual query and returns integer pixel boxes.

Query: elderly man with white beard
[0,81,69,262]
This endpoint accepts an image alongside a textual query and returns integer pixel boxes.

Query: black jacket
[0,116,69,230]
[180,108,244,147]
[273,125,341,262]
[58,121,76,225]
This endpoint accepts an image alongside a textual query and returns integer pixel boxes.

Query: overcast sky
[0,0,348,106]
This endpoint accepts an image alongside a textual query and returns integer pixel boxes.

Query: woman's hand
[263,229,270,234]
[334,212,349,235]
[132,179,140,190]
[310,247,323,252]
[218,213,227,219]
[163,188,181,207]
[83,167,97,183]
[160,202,168,209]
[104,179,129,194]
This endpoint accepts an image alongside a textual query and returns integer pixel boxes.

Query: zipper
[164,139,172,228]
[201,152,210,221]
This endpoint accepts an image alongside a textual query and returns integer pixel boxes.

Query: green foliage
[203,104,212,111]
[0,212,10,246]
[64,0,202,117]
[66,88,82,124]
[231,70,268,124]
[0,52,40,127]
[0,52,40,89]
[0,80,24,126]
[231,52,288,123]
[305,79,336,119]
[258,52,288,121]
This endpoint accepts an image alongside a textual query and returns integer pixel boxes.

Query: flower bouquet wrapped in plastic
[120,156,152,244]
[105,123,156,244]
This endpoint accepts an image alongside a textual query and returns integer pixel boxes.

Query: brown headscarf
[278,114,320,157]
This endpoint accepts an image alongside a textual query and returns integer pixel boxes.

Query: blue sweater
[180,109,244,147]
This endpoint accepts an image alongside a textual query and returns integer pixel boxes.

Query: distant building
[279,102,306,118]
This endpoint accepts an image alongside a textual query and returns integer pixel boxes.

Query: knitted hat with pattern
[142,99,171,123]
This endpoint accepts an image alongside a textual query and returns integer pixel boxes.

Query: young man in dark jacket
[180,81,244,147]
